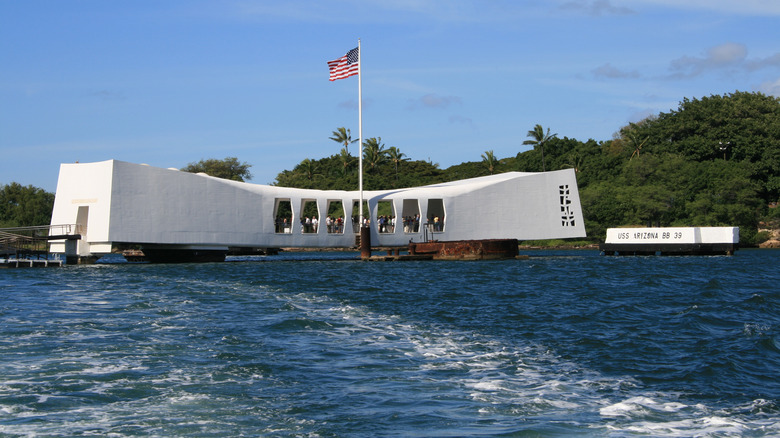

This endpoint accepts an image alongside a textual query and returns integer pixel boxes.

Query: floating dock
[600,227,739,256]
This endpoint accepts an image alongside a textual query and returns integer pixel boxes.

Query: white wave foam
[600,396,688,418]
[80,363,149,375]
[282,289,780,436]
[600,396,780,436]
[467,380,504,392]
[609,416,749,436]
[5,279,775,437]
[743,322,772,336]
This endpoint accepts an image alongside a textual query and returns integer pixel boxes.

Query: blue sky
[2,0,779,192]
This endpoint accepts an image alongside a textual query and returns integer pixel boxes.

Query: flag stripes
[328,47,359,81]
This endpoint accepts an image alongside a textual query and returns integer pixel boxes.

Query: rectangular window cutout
[427,199,445,232]
[376,200,396,234]
[351,200,369,233]
[274,199,292,234]
[401,199,421,233]
[300,200,319,234]
[326,200,345,234]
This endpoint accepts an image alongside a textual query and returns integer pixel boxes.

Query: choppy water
[1,249,779,437]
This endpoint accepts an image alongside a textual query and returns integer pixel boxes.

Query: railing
[0,224,82,259]
[0,224,83,238]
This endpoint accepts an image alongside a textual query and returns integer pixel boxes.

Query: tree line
[4,91,778,244]
[0,183,55,228]
[271,91,779,245]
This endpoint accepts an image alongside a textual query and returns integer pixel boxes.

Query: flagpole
[357,38,364,229]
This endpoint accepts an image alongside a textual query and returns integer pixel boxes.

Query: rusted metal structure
[408,239,519,260]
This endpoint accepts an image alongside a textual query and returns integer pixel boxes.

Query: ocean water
[1,249,779,437]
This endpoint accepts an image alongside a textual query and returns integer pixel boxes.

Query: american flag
[328,47,359,81]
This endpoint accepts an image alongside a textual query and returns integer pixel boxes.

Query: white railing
[0,224,83,260]
[0,224,82,242]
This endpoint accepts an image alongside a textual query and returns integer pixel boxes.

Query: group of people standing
[381,214,441,233]
[274,213,441,234]
[401,214,422,233]
[325,216,346,234]
[300,216,319,233]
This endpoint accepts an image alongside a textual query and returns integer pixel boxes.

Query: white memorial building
[49,160,586,261]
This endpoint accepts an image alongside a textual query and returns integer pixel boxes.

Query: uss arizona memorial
[49,160,586,261]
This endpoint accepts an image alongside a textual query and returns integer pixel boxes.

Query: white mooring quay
[600,227,739,256]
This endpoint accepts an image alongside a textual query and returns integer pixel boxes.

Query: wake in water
[1,251,779,436]
[322,298,779,436]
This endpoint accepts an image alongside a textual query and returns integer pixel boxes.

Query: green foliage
[363,137,388,173]
[12,92,777,238]
[630,91,780,200]
[0,183,55,227]
[516,92,777,243]
[481,150,498,174]
[273,151,444,191]
[442,161,491,180]
[329,127,358,155]
[274,92,780,244]
[754,230,772,244]
[181,157,253,182]
[767,205,780,220]
[522,124,557,171]
[387,146,411,179]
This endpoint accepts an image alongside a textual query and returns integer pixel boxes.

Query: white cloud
[617,0,780,16]
[593,63,640,79]
[225,0,546,24]
[708,43,749,65]
[338,98,373,110]
[746,53,780,71]
[559,0,636,16]
[669,43,747,78]
[758,78,780,97]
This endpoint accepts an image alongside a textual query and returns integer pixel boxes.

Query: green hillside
[274,91,780,245]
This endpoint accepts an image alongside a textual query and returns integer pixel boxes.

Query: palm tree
[329,127,358,155]
[299,158,318,181]
[522,124,557,171]
[362,137,388,172]
[621,123,648,160]
[387,146,410,179]
[481,150,498,174]
[563,153,583,173]
[337,147,354,176]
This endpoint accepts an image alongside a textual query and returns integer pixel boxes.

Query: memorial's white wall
[49,161,114,255]
[50,160,586,256]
